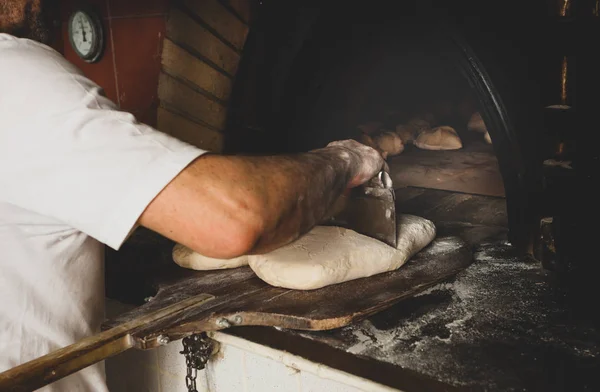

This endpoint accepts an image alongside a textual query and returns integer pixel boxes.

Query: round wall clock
[67,8,105,63]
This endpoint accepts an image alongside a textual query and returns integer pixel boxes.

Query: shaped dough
[467,112,492,144]
[484,131,492,144]
[248,214,436,290]
[357,133,378,151]
[172,243,249,270]
[414,126,462,150]
[407,116,433,134]
[467,112,487,133]
[356,121,383,135]
[395,124,416,144]
[372,130,404,159]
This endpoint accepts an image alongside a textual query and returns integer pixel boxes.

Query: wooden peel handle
[0,332,135,392]
[0,293,215,392]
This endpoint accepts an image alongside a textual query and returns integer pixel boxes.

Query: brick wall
[157,0,252,152]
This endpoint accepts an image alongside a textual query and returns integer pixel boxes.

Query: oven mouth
[225,3,544,252]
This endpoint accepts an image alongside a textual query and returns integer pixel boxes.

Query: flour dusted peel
[172,243,249,270]
[248,214,436,290]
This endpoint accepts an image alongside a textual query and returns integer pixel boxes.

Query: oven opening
[288,33,507,235]
[352,52,504,199]
[227,5,529,247]
[356,52,508,234]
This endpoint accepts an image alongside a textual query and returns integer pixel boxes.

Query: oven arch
[226,0,546,252]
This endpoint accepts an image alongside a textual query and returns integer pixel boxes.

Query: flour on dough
[248,214,436,290]
[172,243,249,270]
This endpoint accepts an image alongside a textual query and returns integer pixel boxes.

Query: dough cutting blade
[324,171,397,248]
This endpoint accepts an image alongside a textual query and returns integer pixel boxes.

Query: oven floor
[389,142,505,197]
[230,237,600,391]
[225,190,600,392]
[228,236,600,391]
[393,186,508,229]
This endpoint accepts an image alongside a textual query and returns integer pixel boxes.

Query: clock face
[68,9,104,63]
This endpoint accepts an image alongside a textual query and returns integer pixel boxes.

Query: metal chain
[180,333,214,392]
[184,358,198,392]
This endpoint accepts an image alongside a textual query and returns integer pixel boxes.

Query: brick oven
[101,0,588,390]
[227,0,581,261]
[3,0,592,390]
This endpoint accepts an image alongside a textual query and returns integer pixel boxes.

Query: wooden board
[102,235,473,348]
[395,186,508,228]
[389,143,506,197]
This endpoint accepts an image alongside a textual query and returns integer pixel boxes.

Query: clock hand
[79,20,87,42]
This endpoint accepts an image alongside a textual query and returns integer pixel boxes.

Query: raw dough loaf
[357,133,378,150]
[372,130,404,159]
[414,126,462,150]
[395,124,416,144]
[357,121,383,135]
[394,116,434,144]
[467,112,487,133]
[484,131,492,144]
[248,214,436,290]
[467,112,492,144]
[407,117,433,135]
[172,243,249,270]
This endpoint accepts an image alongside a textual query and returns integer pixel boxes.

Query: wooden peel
[0,236,472,391]
[0,293,216,392]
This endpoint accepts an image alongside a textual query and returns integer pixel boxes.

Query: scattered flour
[422,237,463,256]
[292,240,600,390]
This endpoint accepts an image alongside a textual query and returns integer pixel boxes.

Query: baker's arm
[138,140,384,259]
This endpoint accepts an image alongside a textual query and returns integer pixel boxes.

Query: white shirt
[0,34,205,391]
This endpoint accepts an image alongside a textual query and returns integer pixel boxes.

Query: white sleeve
[0,37,207,249]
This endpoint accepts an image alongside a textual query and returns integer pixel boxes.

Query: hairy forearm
[240,149,356,253]
[140,142,378,259]
[198,147,356,254]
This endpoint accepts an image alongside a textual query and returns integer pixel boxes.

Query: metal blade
[324,176,397,248]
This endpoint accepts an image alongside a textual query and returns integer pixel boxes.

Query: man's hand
[325,139,388,188]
